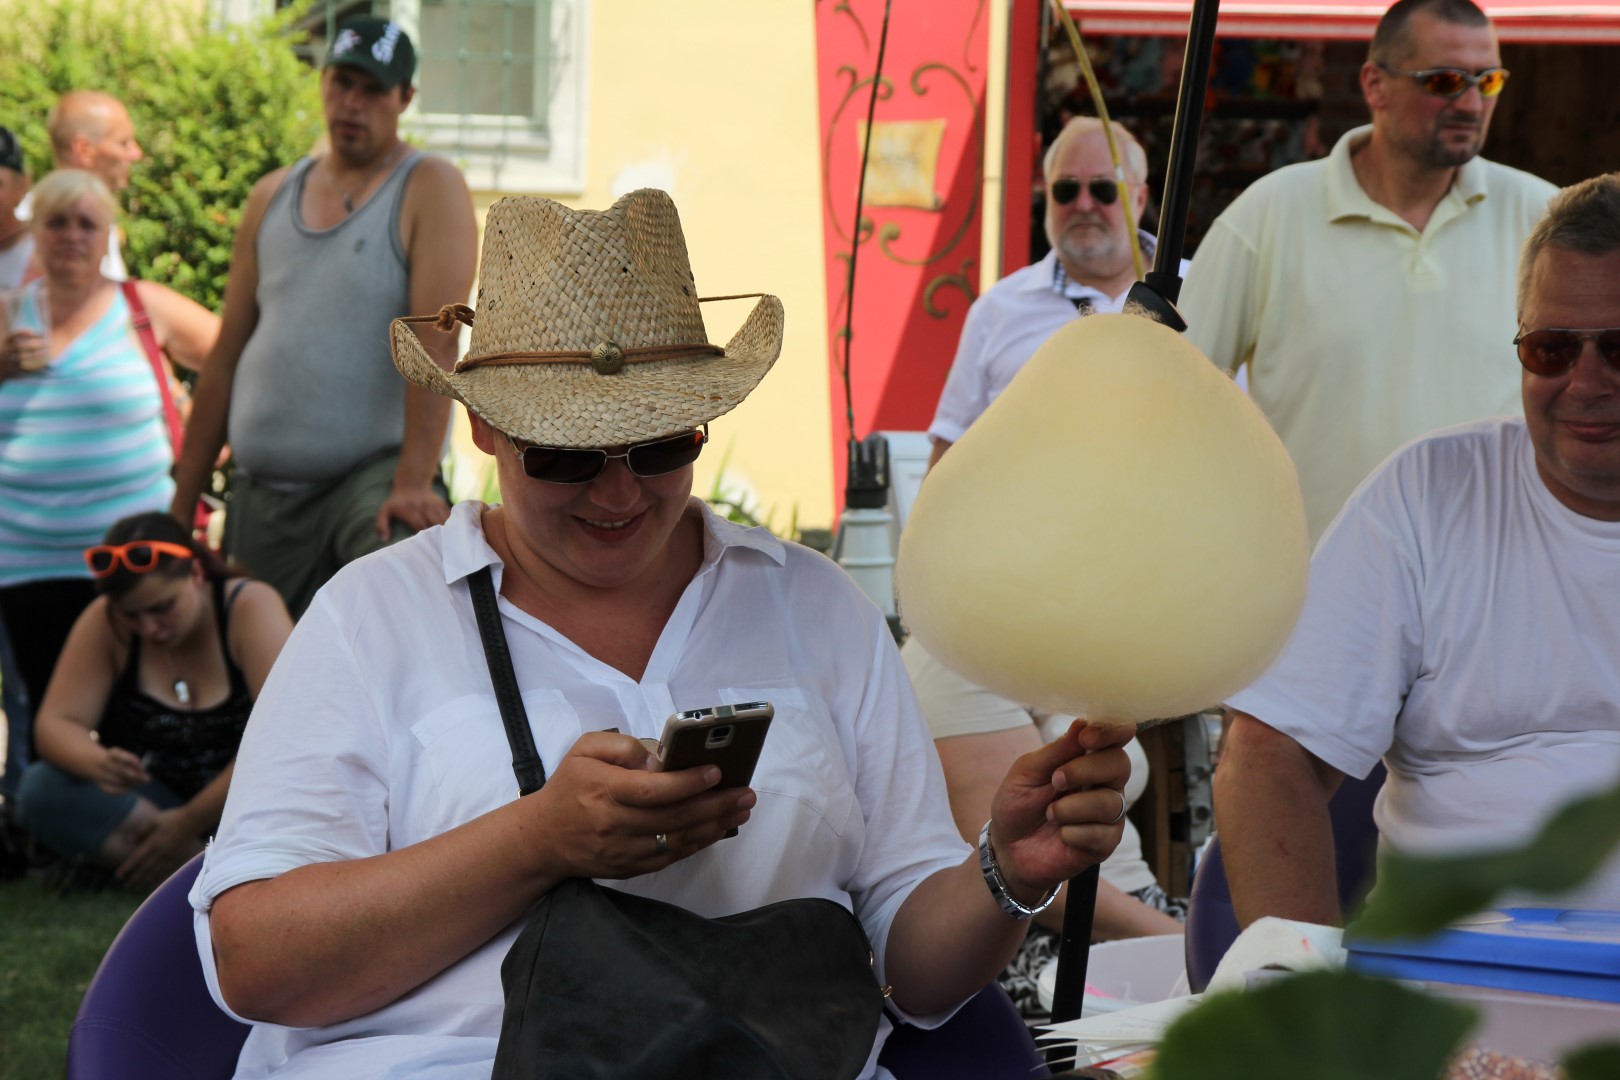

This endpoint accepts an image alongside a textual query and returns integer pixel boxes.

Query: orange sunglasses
[84,540,195,578]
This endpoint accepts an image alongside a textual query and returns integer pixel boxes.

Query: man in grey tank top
[170,18,478,618]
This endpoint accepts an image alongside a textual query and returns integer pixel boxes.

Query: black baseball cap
[325,17,417,90]
[0,127,23,175]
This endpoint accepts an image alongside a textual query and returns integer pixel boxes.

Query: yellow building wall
[452,1,833,532]
[452,0,1014,534]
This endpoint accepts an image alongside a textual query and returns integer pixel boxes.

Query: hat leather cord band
[406,294,765,376]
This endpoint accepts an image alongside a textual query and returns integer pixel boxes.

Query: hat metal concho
[591,342,624,375]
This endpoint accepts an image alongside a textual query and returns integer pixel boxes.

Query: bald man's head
[47,91,143,192]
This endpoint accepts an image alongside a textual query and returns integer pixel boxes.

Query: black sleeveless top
[97,578,254,800]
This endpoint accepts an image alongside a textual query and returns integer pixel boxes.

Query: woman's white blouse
[191,500,970,1079]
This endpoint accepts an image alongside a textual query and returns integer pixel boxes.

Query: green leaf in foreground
[1152,970,1476,1080]
[1353,776,1620,939]
[1565,1042,1620,1080]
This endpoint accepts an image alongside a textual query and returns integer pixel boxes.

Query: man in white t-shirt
[1180,0,1555,545]
[1214,174,1620,927]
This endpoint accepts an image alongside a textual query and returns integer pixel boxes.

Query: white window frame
[392,0,588,193]
[214,0,588,195]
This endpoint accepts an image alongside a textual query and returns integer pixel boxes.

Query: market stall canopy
[1064,0,1620,42]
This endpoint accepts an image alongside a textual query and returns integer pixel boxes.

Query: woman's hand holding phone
[528,731,755,882]
[650,702,773,788]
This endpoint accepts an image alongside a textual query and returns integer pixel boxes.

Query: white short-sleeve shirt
[1228,418,1620,908]
[191,500,970,1079]
[928,240,1183,445]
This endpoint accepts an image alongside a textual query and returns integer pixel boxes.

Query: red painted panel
[1002,0,1044,277]
[815,0,991,508]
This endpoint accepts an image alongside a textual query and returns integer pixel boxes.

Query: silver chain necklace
[333,144,405,214]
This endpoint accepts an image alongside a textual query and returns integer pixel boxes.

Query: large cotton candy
[897,313,1308,725]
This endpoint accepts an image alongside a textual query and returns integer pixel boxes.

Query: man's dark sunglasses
[1050,177,1120,207]
[1513,328,1620,377]
[1377,64,1509,99]
[508,426,708,484]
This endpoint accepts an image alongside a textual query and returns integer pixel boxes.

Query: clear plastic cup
[2,282,52,371]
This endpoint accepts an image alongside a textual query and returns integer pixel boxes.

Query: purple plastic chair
[70,852,1046,1079]
[879,982,1049,1079]
[68,852,249,1080]
[1185,763,1386,993]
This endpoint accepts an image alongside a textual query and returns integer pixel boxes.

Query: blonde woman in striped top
[0,169,217,762]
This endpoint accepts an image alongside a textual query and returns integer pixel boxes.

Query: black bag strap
[469,566,547,796]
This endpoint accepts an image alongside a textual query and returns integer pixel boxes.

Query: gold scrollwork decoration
[964,0,985,73]
[833,0,871,52]
[924,259,979,319]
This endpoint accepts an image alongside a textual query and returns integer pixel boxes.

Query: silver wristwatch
[977,820,1061,920]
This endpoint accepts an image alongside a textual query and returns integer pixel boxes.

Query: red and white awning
[1064,0,1620,42]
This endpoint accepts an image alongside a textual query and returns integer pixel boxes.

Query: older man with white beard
[925,116,1179,469]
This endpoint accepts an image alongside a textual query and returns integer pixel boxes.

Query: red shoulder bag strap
[120,279,185,454]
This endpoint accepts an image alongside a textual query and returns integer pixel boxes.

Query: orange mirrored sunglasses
[84,541,195,578]
[1378,64,1509,99]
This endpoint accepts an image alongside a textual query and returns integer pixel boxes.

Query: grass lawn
[0,877,142,1080]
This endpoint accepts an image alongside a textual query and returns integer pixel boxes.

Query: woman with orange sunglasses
[13,512,290,888]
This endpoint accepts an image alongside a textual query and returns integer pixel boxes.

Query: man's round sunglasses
[85,540,194,578]
[509,426,708,484]
[1050,177,1120,207]
[1377,64,1509,99]
[1514,328,1620,377]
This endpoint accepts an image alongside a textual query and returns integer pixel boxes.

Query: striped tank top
[0,282,175,587]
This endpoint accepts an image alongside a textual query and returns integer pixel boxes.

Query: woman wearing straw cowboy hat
[187,189,1131,1078]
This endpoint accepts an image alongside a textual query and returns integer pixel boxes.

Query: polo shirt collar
[1325,124,1490,224]
[437,497,787,587]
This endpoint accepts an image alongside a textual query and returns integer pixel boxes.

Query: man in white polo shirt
[1180,0,1555,545]
[926,116,1179,469]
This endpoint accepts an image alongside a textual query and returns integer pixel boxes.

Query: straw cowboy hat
[390,188,785,448]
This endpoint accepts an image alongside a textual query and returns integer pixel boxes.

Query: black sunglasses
[1050,177,1120,207]
[1377,64,1509,99]
[1513,328,1620,377]
[508,426,708,484]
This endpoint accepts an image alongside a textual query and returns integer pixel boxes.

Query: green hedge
[0,0,325,310]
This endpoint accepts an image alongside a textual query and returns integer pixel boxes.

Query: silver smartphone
[652,701,774,789]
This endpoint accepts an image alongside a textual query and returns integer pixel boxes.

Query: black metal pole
[1125,0,1223,330]
[1048,864,1099,1024]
